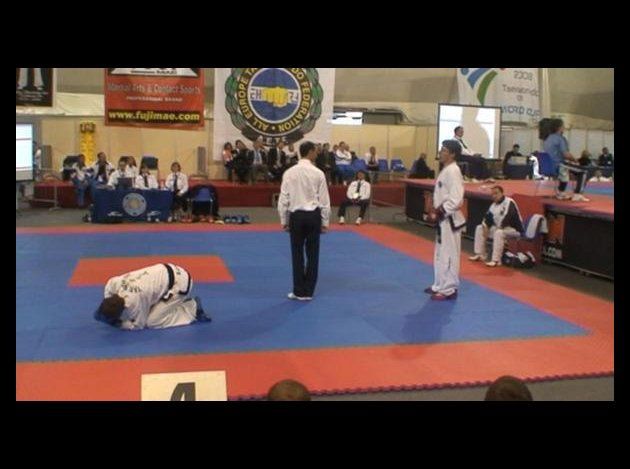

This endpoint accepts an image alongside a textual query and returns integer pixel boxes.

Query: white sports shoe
[287,293,312,301]
[469,254,484,261]
[339,216,345,225]
[485,261,501,267]
[571,194,590,202]
[355,217,362,225]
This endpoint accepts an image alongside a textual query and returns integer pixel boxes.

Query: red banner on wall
[104,68,205,130]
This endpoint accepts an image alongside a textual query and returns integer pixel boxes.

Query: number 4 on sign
[141,371,227,401]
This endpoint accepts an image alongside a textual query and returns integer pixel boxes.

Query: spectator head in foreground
[267,379,311,401]
[485,375,533,401]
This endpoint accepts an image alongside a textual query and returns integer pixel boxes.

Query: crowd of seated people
[220,137,428,186]
[65,152,226,224]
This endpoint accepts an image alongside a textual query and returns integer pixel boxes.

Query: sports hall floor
[16,204,614,401]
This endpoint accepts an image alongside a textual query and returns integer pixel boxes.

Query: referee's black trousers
[289,209,321,297]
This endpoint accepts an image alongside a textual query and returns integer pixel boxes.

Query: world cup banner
[213,68,335,159]
[104,68,205,129]
[16,68,54,107]
[457,68,541,124]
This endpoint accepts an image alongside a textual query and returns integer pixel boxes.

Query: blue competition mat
[16,231,586,362]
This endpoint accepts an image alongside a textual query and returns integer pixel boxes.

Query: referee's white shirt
[278,158,331,228]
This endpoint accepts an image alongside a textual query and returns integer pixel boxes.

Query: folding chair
[188,185,215,222]
[140,155,160,180]
[390,158,407,180]
[378,158,390,181]
[534,152,559,197]
[506,214,548,256]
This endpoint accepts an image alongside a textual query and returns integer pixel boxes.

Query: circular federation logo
[225,68,323,145]
[122,192,147,217]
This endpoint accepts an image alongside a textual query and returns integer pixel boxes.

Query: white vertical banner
[457,68,541,124]
[213,68,335,160]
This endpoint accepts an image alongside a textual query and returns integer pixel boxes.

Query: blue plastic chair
[390,158,407,172]
[378,159,389,172]
[352,159,368,172]
[534,152,560,196]
[536,152,559,178]
[140,156,159,170]
[194,187,213,203]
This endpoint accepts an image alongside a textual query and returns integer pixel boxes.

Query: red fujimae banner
[104,68,205,130]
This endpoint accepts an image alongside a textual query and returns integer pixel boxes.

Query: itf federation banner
[457,68,540,124]
[213,68,335,160]
[105,68,204,130]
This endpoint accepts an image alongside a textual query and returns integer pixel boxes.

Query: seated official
[89,152,115,186]
[125,156,139,179]
[503,144,522,174]
[598,147,614,167]
[107,158,136,189]
[453,126,490,180]
[71,153,90,207]
[165,162,189,222]
[337,170,371,226]
[469,185,524,267]
[94,263,211,331]
[409,153,435,179]
[135,164,158,189]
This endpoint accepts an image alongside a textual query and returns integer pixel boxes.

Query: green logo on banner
[225,68,323,145]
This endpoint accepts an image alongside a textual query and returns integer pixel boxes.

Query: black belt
[162,263,192,301]
[292,207,321,214]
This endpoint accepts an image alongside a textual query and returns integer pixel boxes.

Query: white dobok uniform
[103,263,198,330]
[135,173,158,189]
[108,168,136,188]
[165,172,189,196]
[432,162,466,296]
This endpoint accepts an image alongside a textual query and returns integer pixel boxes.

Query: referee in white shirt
[278,141,331,301]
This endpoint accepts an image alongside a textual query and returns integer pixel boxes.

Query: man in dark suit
[268,140,287,182]
[233,139,253,184]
